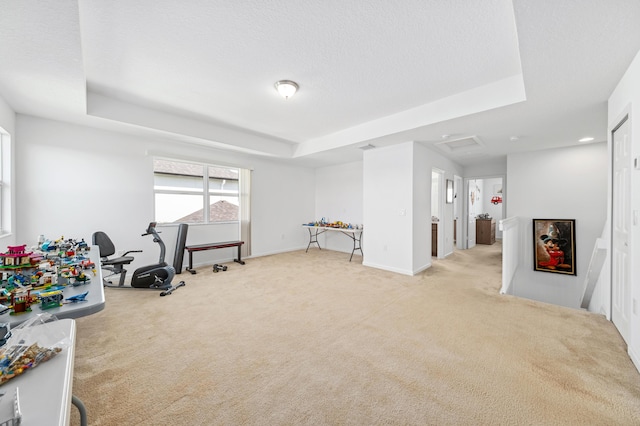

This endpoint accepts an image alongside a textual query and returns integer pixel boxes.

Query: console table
[302,225,363,261]
[476,218,496,245]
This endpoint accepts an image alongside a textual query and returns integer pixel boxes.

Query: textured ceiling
[1,0,640,167]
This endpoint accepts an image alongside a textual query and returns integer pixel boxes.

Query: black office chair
[92,231,142,287]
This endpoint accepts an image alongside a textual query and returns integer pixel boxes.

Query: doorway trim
[610,111,631,342]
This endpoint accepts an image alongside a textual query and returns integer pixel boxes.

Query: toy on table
[65,291,88,303]
[9,288,32,316]
[39,290,63,310]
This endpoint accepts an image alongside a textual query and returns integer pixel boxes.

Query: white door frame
[610,113,631,342]
[462,175,506,249]
[432,168,445,258]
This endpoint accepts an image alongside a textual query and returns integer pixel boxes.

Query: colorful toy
[0,245,34,269]
[65,291,88,303]
[39,290,63,310]
[9,288,33,315]
[0,342,61,384]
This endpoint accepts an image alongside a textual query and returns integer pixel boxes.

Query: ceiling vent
[358,144,376,150]
[433,135,485,154]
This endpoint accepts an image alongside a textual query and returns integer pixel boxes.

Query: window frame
[0,129,11,235]
[153,157,240,225]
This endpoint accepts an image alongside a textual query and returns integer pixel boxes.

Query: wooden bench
[184,241,245,274]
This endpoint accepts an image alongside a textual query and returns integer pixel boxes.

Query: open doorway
[431,169,444,257]
[463,176,505,249]
[454,175,463,250]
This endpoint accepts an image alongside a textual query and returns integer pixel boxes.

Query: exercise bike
[130,222,185,294]
[94,222,185,295]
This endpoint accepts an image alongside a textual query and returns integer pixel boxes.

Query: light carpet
[70,243,640,425]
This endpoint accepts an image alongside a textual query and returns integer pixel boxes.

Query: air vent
[434,135,485,153]
[359,144,376,150]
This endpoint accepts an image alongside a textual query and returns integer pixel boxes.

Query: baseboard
[251,245,308,258]
[362,261,414,276]
[413,262,432,275]
[629,345,640,374]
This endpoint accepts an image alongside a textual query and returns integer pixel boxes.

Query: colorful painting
[533,219,576,275]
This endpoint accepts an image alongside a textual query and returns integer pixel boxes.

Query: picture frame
[446,179,454,204]
[532,219,576,275]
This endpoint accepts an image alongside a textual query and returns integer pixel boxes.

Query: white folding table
[302,225,363,261]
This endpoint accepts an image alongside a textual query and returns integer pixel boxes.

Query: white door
[467,179,476,248]
[612,116,631,343]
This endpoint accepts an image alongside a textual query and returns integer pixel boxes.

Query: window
[153,158,240,224]
[0,129,11,235]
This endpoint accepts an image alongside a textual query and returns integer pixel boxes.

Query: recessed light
[441,134,450,139]
[509,136,519,142]
[578,137,594,143]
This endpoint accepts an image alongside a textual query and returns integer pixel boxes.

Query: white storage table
[0,318,77,425]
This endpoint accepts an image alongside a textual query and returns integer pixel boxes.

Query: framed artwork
[533,219,576,275]
[446,179,454,204]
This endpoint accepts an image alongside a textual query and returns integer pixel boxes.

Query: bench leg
[186,251,196,274]
[234,245,246,265]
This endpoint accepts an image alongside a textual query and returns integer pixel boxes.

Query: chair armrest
[122,250,143,256]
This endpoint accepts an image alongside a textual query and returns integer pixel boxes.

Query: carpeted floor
[70,244,640,425]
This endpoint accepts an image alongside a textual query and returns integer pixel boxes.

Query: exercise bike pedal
[160,281,185,296]
[213,264,228,273]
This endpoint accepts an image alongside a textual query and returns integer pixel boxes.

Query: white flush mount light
[578,137,594,143]
[275,80,299,99]
[509,136,519,142]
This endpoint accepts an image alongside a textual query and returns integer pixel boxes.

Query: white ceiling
[1,0,640,167]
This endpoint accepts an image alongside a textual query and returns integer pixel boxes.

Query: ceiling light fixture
[275,80,299,99]
[578,137,594,143]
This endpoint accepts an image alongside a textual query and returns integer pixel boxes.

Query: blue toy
[65,291,88,303]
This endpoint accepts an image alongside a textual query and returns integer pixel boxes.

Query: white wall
[413,144,432,265]
[607,48,640,371]
[15,115,315,272]
[0,95,16,249]
[315,161,363,254]
[363,142,463,274]
[363,142,415,274]
[464,157,507,178]
[431,171,440,219]
[507,142,608,308]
